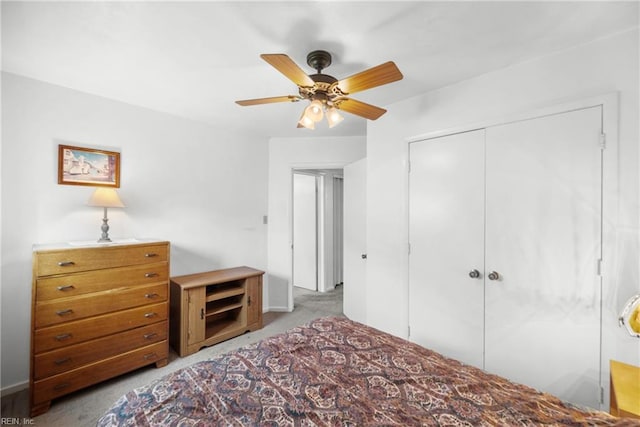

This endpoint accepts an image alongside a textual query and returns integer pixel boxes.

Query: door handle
[361,254,367,259]
[468,269,480,279]
[488,271,500,281]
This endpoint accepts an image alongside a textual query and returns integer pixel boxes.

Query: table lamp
[619,294,640,338]
[87,188,125,243]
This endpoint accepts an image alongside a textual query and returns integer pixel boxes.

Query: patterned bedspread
[97,317,637,426]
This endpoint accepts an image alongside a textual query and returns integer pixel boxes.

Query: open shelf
[205,310,243,337]
[206,286,244,302]
[206,300,243,316]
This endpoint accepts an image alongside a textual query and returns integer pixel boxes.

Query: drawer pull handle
[144,272,159,278]
[143,333,158,340]
[145,293,159,299]
[56,309,73,316]
[55,333,72,341]
[144,312,157,318]
[57,261,75,267]
[143,352,157,360]
[144,253,158,258]
[54,357,71,365]
[56,285,75,291]
[53,383,70,391]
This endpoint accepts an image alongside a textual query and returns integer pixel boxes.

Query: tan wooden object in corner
[30,240,170,417]
[610,359,640,419]
[169,266,264,357]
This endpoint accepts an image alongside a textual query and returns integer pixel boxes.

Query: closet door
[408,130,485,368]
[484,106,602,408]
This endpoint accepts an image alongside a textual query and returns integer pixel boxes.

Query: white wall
[0,73,269,392]
[366,27,639,407]
[267,136,365,311]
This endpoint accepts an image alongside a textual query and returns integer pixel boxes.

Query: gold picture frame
[58,144,120,187]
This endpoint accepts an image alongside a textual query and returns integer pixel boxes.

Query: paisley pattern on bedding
[97,317,638,426]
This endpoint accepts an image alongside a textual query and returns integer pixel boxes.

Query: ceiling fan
[235,50,403,129]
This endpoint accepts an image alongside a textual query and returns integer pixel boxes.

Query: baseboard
[1,380,28,397]
[268,306,290,312]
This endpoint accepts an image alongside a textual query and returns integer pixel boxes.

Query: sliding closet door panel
[484,106,602,408]
[409,130,485,368]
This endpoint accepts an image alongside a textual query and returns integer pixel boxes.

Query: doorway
[291,169,344,308]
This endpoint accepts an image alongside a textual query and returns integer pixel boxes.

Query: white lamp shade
[298,111,315,129]
[87,188,125,208]
[305,100,324,122]
[326,107,344,128]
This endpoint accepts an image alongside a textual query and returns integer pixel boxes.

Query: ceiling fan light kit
[236,50,403,129]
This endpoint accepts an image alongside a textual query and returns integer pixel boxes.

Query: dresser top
[33,238,168,252]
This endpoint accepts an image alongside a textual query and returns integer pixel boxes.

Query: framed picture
[58,144,120,187]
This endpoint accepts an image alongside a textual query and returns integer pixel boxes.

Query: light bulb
[326,107,344,128]
[306,100,324,122]
[298,110,315,129]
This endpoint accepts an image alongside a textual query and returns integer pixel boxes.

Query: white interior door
[484,106,603,408]
[343,158,367,323]
[409,130,486,367]
[293,173,317,291]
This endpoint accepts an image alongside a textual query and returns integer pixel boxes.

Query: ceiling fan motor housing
[300,50,343,105]
[306,50,332,73]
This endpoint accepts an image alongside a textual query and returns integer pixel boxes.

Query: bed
[97,316,636,426]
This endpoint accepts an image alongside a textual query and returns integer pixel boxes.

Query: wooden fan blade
[336,61,403,95]
[261,54,315,87]
[236,95,301,106]
[336,98,387,120]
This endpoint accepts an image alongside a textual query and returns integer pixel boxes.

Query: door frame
[407,92,619,409]
[333,175,344,288]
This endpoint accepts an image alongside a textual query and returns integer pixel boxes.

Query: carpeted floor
[1,285,343,426]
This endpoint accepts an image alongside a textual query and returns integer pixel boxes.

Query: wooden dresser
[170,266,263,357]
[30,239,170,416]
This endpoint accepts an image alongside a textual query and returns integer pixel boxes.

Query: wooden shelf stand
[169,266,264,357]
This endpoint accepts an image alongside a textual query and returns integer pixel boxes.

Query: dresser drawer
[35,283,167,328]
[35,243,168,277]
[34,321,167,379]
[32,341,168,406]
[34,302,167,353]
[36,262,168,301]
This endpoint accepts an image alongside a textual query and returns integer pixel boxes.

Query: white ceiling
[2,1,638,138]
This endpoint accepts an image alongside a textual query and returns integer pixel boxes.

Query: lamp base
[98,209,111,243]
